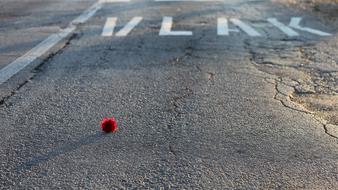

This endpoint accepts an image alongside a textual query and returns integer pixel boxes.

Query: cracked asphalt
[0,0,338,189]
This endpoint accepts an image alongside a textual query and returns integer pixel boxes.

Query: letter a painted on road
[218,18,261,37]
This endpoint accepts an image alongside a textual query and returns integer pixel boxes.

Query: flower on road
[101,117,118,133]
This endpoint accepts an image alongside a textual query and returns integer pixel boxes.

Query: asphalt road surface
[1,0,338,189]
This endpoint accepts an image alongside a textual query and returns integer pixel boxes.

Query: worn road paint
[217,18,239,35]
[101,17,331,38]
[101,0,130,2]
[72,1,103,25]
[289,17,332,36]
[0,0,134,85]
[0,27,76,85]
[0,0,105,85]
[230,18,261,37]
[159,17,193,36]
[155,0,223,1]
[102,17,117,37]
[267,18,299,37]
[116,17,143,37]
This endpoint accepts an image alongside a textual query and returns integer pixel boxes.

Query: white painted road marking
[1,0,332,86]
[72,1,102,25]
[0,0,131,85]
[230,18,261,37]
[101,0,130,2]
[217,18,239,35]
[268,17,332,37]
[0,1,104,85]
[102,18,117,37]
[289,17,332,36]
[159,17,193,36]
[100,17,331,37]
[116,17,143,37]
[0,27,76,85]
[155,0,223,1]
[267,18,299,37]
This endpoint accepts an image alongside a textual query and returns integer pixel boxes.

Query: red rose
[101,117,118,133]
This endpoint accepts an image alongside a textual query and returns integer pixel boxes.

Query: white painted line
[289,17,331,36]
[230,18,261,37]
[101,0,130,2]
[102,17,117,37]
[0,1,104,85]
[267,18,299,37]
[155,0,223,1]
[72,1,103,25]
[159,17,193,36]
[0,27,76,85]
[217,18,239,36]
[116,17,143,37]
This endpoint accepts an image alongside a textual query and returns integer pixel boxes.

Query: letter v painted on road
[101,17,143,37]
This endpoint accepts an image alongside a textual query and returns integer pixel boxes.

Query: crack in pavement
[264,77,338,139]
[164,39,203,156]
[272,76,338,139]
[245,39,338,139]
[272,78,313,114]
[274,77,338,139]
[166,87,193,157]
[168,145,177,156]
[0,33,80,108]
[207,72,215,85]
[195,65,216,85]
[169,87,194,118]
[166,46,194,65]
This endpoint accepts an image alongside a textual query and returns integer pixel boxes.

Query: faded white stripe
[289,17,331,36]
[102,17,117,36]
[155,0,223,1]
[159,17,192,36]
[267,18,299,37]
[217,18,239,36]
[116,17,143,37]
[230,18,261,37]
[0,1,105,85]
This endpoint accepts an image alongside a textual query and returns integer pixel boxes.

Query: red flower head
[101,117,118,133]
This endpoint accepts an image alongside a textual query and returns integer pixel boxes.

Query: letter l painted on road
[159,17,193,36]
